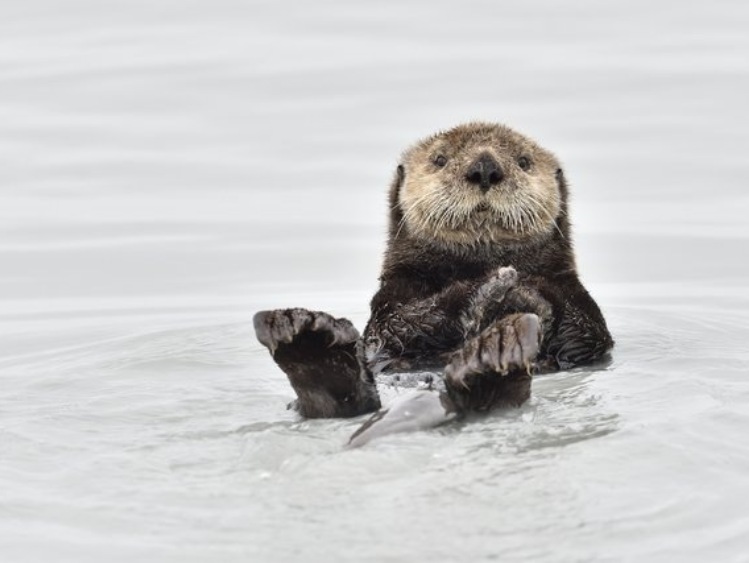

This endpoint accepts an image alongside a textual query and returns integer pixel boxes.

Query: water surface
[2,1,749,562]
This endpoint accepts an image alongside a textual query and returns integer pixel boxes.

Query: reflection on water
[2,1,749,562]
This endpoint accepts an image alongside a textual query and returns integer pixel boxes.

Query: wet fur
[255,122,613,418]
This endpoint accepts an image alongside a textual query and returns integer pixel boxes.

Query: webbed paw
[253,308,379,418]
[445,313,539,411]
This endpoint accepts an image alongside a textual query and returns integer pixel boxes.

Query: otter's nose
[465,154,503,192]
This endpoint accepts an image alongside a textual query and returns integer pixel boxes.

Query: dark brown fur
[254,122,613,418]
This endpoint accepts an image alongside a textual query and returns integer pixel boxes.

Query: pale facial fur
[398,123,562,246]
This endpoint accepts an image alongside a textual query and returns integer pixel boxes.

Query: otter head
[392,122,566,247]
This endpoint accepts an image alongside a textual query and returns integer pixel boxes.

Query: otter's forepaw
[462,266,519,334]
[253,308,360,356]
[490,265,519,287]
[444,313,539,411]
[477,266,518,303]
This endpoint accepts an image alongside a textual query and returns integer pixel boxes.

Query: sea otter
[254,122,613,427]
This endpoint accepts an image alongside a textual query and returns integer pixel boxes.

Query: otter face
[397,122,563,246]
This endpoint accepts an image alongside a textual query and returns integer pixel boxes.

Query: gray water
[2,1,749,561]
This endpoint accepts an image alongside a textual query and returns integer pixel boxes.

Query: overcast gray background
[1,2,748,562]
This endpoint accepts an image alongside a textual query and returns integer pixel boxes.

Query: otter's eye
[434,155,448,168]
[517,156,531,171]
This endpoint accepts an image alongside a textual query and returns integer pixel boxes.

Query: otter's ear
[391,164,405,201]
[555,167,564,184]
[389,165,406,222]
[555,167,569,206]
[396,164,405,188]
